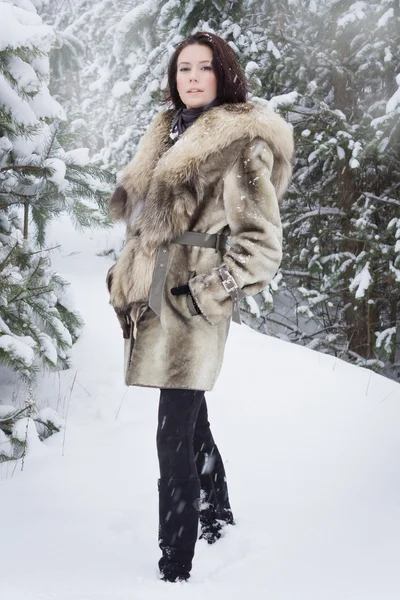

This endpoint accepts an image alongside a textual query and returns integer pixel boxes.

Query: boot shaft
[157,477,201,579]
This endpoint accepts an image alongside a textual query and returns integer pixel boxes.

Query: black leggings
[156,388,206,479]
[156,388,231,513]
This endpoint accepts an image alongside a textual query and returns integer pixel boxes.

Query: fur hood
[109,102,293,251]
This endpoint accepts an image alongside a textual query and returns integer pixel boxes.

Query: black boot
[197,447,235,544]
[158,477,201,582]
[193,397,235,544]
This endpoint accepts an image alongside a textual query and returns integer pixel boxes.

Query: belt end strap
[217,264,242,325]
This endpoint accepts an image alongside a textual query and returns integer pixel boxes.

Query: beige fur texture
[107,101,294,390]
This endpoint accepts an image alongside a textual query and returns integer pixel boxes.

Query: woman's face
[176,43,218,109]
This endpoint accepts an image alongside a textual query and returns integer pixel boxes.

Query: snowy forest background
[1,0,399,461]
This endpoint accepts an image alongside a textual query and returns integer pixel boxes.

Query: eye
[179,67,190,72]
[202,66,212,70]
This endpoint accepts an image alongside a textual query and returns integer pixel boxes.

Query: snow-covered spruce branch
[362,193,400,208]
[0,406,30,425]
[0,166,48,174]
[259,314,347,345]
[280,270,313,277]
[0,242,19,271]
[287,207,346,227]
[28,245,61,256]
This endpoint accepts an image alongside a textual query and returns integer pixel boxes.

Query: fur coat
[107,101,294,391]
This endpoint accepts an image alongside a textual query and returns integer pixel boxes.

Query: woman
[107,32,294,582]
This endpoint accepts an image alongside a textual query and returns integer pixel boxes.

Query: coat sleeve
[187,137,284,325]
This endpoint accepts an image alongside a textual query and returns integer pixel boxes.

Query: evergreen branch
[0,242,18,272]
[288,207,346,226]
[0,165,46,174]
[34,418,61,434]
[28,245,61,255]
[363,193,400,208]
[0,405,31,424]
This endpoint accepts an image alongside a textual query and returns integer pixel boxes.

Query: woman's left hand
[170,284,202,315]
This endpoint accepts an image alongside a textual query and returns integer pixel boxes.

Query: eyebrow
[178,60,212,66]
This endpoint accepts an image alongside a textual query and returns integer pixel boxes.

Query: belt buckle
[221,276,238,294]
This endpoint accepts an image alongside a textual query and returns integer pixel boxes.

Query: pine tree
[40,0,251,168]
[0,0,114,459]
[242,0,400,377]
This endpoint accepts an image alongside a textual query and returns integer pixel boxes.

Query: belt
[148,231,242,324]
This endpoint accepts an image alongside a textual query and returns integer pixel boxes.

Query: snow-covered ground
[1,219,400,600]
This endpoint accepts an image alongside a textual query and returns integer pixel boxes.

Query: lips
[187,89,203,93]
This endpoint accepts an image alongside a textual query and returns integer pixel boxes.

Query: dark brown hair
[163,32,250,109]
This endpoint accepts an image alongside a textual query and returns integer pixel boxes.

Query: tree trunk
[331,0,372,358]
[23,200,29,240]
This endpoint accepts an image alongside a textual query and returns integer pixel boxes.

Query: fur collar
[152,102,293,198]
[109,102,293,252]
[111,101,293,221]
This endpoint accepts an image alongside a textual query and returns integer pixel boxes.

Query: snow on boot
[196,451,235,543]
[198,491,235,544]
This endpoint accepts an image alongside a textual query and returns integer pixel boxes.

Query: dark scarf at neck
[170,98,221,142]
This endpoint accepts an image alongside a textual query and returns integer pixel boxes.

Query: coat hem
[124,380,213,392]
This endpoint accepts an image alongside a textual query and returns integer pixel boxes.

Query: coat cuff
[187,269,233,325]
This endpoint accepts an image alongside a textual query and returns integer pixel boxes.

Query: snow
[0,333,36,367]
[0,428,13,458]
[244,61,259,76]
[386,73,400,114]
[129,64,148,84]
[308,0,317,13]
[113,0,155,59]
[244,295,260,318]
[0,72,38,125]
[351,140,362,157]
[231,23,241,40]
[384,47,392,63]
[1,218,400,598]
[349,157,360,169]
[6,55,38,92]
[375,327,396,354]
[267,91,298,111]
[12,416,48,457]
[0,1,54,52]
[36,407,64,429]
[0,404,16,418]
[389,260,400,283]
[28,83,65,120]
[0,315,11,333]
[45,157,67,189]
[51,316,73,347]
[307,80,317,95]
[337,2,367,28]
[64,147,90,166]
[349,261,372,298]
[0,3,64,128]
[378,8,394,28]
[38,332,58,365]
[267,40,281,59]
[112,80,131,98]
[337,146,345,160]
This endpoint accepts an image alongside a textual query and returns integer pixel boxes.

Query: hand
[170,284,190,296]
[115,308,132,339]
[106,263,132,339]
[170,284,202,315]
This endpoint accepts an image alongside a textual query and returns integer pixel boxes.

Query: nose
[189,69,199,82]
